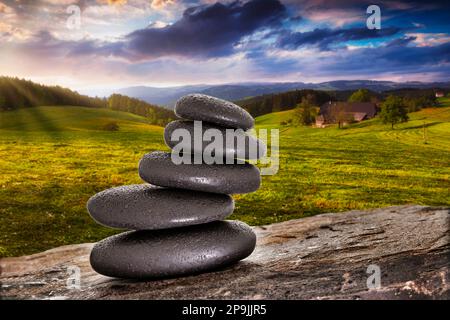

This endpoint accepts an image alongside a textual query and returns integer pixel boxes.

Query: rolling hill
[0,106,163,133]
[0,103,449,257]
[0,77,176,126]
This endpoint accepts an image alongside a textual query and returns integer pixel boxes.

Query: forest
[0,77,175,126]
[237,88,439,117]
[236,89,333,117]
[107,94,175,126]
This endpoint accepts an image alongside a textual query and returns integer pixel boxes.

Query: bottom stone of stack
[90,220,256,279]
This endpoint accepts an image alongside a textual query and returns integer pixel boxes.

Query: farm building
[316,101,377,127]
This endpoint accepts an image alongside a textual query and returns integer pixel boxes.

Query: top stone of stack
[175,94,254,130]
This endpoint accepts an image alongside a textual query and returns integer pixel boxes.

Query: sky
[0,0,449,91]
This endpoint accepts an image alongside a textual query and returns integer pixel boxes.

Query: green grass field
[1,103,449,257]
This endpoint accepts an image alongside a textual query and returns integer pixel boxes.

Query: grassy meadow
[1,102,449,257]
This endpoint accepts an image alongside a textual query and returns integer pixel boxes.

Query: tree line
[237,87,439,119]
[236,89,333,117]
[0,77,105,110]
[107,94,175,126]
[0,77,176,126]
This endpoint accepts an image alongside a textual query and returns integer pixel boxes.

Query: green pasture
[1,102,449,257]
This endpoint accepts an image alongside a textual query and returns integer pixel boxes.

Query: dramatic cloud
[284,0,450,11]
[277,27,402,50]
[407,33,450,47]
[371,41,450,69]
[0,2,9,13]
[98,0,128,4]
[121,0,287,59]
[321,41,450,82]
[151,0,175,10]
[0,0,449,89]
[250,39,450,83]
[303,8,362,27]
[22,0,287,61]
[0,2,15,17]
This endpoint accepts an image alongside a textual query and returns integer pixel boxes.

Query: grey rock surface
[87,184,234,230]
[164,120,266,160]
[138,151,261,194]
[1,206,449,300]
[175,94,254,130]
[90,220,256,279]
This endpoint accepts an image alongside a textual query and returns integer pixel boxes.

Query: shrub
[102,121,119,131]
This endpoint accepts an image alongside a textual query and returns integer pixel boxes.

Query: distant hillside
[0,106,163,133]
[0,77,175,126]
[80,80,450,107]
[199,83,307,102]
[115,85,210,106]
[0,77,105,110]
[306,80,450,92]
[107,94,175,126]
[236,89,333,117]
[237,87,440,118]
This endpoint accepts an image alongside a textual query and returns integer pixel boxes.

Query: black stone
[138,151,261,194]
[175,94,254,130]
[164,120,266,160]
[90,220,256,279]
[87,184,234,230]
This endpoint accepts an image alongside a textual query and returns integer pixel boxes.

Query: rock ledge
[1,205,449,300]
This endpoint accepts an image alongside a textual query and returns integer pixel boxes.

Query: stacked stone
[88,94,266,279]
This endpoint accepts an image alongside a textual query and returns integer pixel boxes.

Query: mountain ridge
[80,80,450,108]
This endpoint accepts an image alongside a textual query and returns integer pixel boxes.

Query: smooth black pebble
[175,94,254,130]
[164,120,266,160]
[138,151,261,194]
[87,184,234,230]
[90,220,256,279]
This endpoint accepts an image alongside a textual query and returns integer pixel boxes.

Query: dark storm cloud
[5,0,448,83]
[385,35,416,47]
[375,41,450,68]
[311,39,450,76]
[247,29,450,81]
[277,27,403,50]
[283,0,450,10]
[120,0,287,59]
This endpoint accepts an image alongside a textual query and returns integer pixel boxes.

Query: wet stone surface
[84,94,260,279]
[138,151,261,194]
[87,184,235,230]
[164,120,266,160]
[89,220,256,279]
[175,94,254,130]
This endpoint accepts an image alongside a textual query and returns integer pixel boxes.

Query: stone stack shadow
[87,94,266,279]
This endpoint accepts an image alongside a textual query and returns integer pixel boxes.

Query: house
[435,91,444,98]
[316,101,377,127]
[315,115,325,127]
